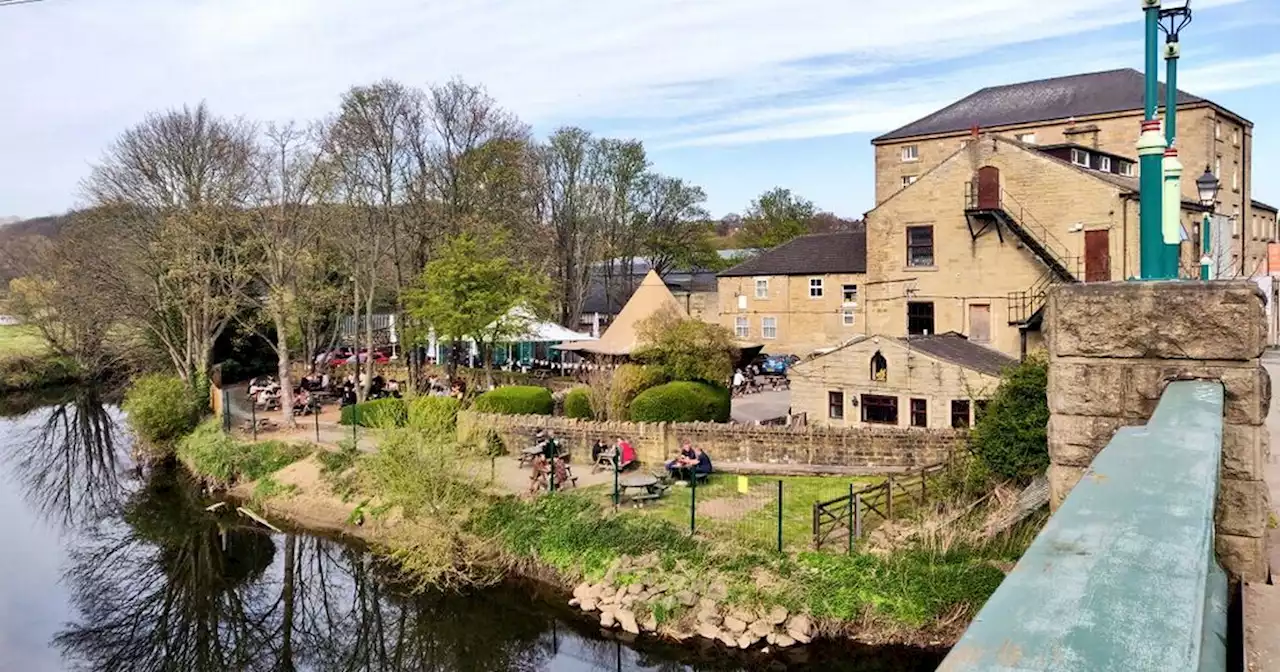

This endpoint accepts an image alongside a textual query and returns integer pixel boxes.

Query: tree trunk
[273,308,297,429]
[482,341,494,390]
[361,287,376,402]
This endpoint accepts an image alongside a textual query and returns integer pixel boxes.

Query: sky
[3,0,1280,221]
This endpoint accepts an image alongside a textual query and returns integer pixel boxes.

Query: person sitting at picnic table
[665,440,696,477]
[528,453,549,494]
[667,441,711,482]
[591,439,610,463]
[540,430,562,461]
[339,382,357,408]
[614,437,636,471]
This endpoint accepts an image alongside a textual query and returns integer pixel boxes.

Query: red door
[976,166,1000,209]
[1084,229,1111,282]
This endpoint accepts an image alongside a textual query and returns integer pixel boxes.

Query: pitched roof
[899,332,1016,377]
[874,69,1204,142]
[1253,199,1278,214]
[558,270,687,356]
[718,231,867,277]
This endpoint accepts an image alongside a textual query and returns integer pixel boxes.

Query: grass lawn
[0,325,46,357]
[589,472,884,553]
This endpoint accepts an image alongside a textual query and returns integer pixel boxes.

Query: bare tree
[241,122,334,427]
[540,127,607,329]
[635,173,711,276]
[78,102,258,388]
[596,139,649,314]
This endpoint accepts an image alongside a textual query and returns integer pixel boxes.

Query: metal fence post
[690,473,697,535]
[251,399,258,441]
[854,492,863,543]
[847,483,854,555]
[887,474,895,520]
[550,459,556,493]
[352,405,358,449]
[222,389,231,433]
[613,463,620,510]
[776,480,783,554]
[314,406,320,443]
[921,466,928,505]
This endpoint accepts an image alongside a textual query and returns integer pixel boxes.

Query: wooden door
[1084,229,1111,282]
[969,304,991,343]
[976,166,1000,209]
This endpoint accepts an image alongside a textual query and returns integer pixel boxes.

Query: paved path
[731,390,790,424]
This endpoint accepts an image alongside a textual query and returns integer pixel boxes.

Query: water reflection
[0,392,943,671]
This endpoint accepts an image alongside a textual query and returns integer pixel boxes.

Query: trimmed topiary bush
[407,396,461,435]
[563,387,594,419]
[473,385,554,416]
[123,373,203,450]
[339,398,408,428]
[970,353,1048,482]
[608,364,668,419]
[629,381,731,423]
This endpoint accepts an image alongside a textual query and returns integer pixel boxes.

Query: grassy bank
[0,325,82,392]
[171,420,1027,649]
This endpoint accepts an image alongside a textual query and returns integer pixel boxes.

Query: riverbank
[181,422,1019,652]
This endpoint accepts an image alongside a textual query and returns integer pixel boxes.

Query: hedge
[339,398,408,428]
[473,385,554,416]
[628,381,731,423]
[563,387,594,419]
[607,364,668,419]
[123,373,203,449]
[407,396,461,435]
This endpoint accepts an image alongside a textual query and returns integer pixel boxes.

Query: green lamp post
[1160,2,1193,278]
[1197,166,1220,280]
[1138,0,1166,279]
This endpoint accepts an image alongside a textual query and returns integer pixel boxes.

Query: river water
[0,387,944,671]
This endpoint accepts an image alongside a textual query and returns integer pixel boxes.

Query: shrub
[563,387,594,419]
[0,355,79,392]
[472,385,553,416]
[629,381,730,423]
[177,419,312,487]
[633,310,737,385]
[339,398,408,428]
[607,364,668,419]
[123,373,203,449]
[407,396,461,435]
[970,353,1049,482]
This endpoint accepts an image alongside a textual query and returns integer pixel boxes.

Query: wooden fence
[811,459,953,551]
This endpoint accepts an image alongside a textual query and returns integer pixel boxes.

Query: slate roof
[875,69,1204,142]
[899,332,1017,377]
[1253,199,1278,214]
[718,231,867,277]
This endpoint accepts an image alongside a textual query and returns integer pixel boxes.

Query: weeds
[252,476,298,506]
[177,420,312,487]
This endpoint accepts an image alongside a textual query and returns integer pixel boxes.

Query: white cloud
[1181,53,1280,94]
[0,0,1263,215]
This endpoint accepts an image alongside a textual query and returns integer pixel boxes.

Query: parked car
[758,354,798,375]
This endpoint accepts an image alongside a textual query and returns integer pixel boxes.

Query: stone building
[871,68,1271,271]
[1248,200,1278,276]
[716,231,866,356]
[862,133,1213,359]
[790,332,1013,429]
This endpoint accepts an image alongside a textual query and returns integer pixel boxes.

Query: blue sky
[2,0,1279,221]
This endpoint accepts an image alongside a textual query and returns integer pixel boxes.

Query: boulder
[614,586,628,602]
[642,614,658,632]
[568,598,580,608]
[620,595,636,607]
[573,583,590,601]
[649,582,668,594]
[749,620,773,637]
[786,614,812,637]
[626,583,644,595]
[697,623,721,640]
[697,609,721,625]
[580,598,597,612]
[707,581,729,600]
[600,611,616,629]
[766,605,788,625]
[717,631,738,648]
[775,633,796,648]
[676,590,698,607]
[697,597,717,611]
[728,608,757,625]
[765,632,777,645]
[736,633,758,649]
[723,616,747,634]
[789,630,812,645]
[617,609,639,635]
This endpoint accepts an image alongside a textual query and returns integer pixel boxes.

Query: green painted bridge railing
[938,380,1229,671]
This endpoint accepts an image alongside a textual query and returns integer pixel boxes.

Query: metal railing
[964,183,1079,282]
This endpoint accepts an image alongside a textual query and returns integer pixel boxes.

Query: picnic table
[518,445,543,467]
[618,473,667,505]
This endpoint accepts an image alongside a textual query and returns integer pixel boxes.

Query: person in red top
[615,437,636,470]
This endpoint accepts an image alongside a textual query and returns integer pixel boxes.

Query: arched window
[870,351,888,382]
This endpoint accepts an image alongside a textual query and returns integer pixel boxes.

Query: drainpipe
[1138,0,1166,279]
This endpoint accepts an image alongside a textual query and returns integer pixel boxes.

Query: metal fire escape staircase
[964,183,1080,328]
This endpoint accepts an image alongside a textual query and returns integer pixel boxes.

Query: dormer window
[1071,148,1090,167]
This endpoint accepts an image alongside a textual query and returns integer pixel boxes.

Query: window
[842,307,855,326]
[862,395,899,425]
[1215,156,1222,177]
[870,351,888,382]
[1119,161,1135,177]
[734,316,749,339]
[1071,148,1090,167]
[754,278,768,299]
[761,317,777,340]
[1015,132,1036,144]
[1216,120,1221,139]
[1253,215,1260,239]
[842,284,858,304]
[901,175,918,188]
[1233,162,1239,191]
[907,301,935,336]
[828,391,844,420]
[1233,127,1240,146]
[808,277,824,298]
[1099,156,1112,172]
[951,400,971,428]
[910,398,928,428]
[737,295,747,311]
[901,145,919,162]
[906,225,934,267]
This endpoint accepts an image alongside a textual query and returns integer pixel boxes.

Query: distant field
[0,325,47,357]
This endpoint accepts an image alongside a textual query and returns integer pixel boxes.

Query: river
[0,387,945,671]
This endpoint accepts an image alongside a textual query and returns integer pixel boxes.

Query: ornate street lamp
[1197,166,1220,280]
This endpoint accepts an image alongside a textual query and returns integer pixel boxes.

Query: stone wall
[1046,280,1271,580]
[457,411,964,471]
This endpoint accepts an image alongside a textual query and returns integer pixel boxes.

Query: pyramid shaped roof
[564,270,686,356]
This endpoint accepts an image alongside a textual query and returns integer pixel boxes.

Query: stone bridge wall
[1046,281,1271,580]
[457,411,964,471]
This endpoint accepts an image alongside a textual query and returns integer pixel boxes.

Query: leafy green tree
[403,232,547,386]
[970,353,1049,482]
[739,187,817,250]
[633,308,737,386]
[635,174,713,276]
